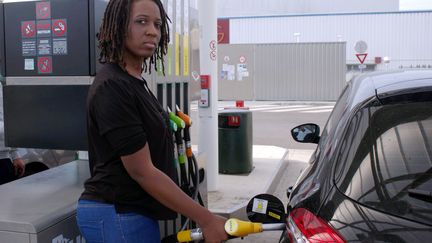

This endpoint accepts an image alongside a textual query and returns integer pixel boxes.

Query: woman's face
[124,0,162,60]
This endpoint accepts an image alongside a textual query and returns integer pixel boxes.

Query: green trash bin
[218,109,253,174]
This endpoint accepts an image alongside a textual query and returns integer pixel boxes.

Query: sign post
[354,40,368,72]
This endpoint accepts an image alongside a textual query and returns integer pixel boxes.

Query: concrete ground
[207,147,313,242]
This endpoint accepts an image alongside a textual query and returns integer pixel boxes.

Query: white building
[224,10,432,74]
[190,0,431,73]
[217,0,399,17]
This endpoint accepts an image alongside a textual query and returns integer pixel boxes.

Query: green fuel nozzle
[167,107,186,129]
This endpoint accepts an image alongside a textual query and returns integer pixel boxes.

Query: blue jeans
[76,200,160,243]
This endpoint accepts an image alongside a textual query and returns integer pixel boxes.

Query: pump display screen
[4,0,90,76]
[3,85,89,150]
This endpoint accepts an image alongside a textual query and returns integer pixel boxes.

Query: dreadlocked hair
[98,0,170,75]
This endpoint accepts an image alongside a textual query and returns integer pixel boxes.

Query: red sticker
[200,75,211,89]
[52,19,67,37]
[36,2,51,19]
[21,21,36,38]
[38,56,52,74]
[227,116,241,127]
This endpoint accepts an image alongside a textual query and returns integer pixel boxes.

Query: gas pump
[0,1,106,242]
[1,0,100,192]
[0,0,202,242]
[2,0,103,150]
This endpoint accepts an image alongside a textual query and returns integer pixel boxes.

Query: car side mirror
[291,123,320,144]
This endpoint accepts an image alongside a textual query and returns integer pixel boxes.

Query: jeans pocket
[118,213,160,243]
[77,219,104,243]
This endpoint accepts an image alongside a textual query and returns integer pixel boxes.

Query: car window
[334,106,371,183]
[318,84,350,153]
[336,102,432,225]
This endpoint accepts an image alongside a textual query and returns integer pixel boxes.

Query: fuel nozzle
[175,105,192,127]
[167,106,185,129]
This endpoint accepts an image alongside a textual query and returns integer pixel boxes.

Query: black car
[282,70,432,242]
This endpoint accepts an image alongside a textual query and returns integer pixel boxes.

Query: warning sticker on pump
[38,38,52,55]
[22,40,37,56]
[53,38,68,55]
[36,1,51,20]
[21,21,36,38]
[52,19,67,37]
[37,56,53,74]
[24,59,35,71]
[36,20,51,38]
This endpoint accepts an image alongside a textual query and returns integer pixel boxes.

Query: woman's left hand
[13,158,25,177]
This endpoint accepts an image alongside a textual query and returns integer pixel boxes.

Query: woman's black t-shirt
[80,63,178,220]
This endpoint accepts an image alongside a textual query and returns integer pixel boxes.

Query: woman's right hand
[200,214,229,243]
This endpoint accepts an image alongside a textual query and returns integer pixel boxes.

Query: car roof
[367,69,432,89]
[348,69,432,109]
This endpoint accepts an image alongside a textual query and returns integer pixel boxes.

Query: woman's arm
[121,144,227,242]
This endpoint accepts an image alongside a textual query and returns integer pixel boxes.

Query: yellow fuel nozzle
[224,218,263,237]
[177,230,192,242]
[177,228,203,242]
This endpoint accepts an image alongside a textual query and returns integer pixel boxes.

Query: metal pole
[198,0,218,191]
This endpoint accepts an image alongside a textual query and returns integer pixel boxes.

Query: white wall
[228,11,432,71]
[218,0,399,17]
[307,0,398,13]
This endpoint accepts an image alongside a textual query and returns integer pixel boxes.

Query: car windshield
[336,101,432,226]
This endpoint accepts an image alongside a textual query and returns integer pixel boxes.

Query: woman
[76,0,228,242]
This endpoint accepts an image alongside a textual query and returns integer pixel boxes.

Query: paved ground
[227,149,313,243]
[207,145,288,213]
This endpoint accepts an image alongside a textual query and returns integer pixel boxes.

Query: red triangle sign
[356,53,368,64]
